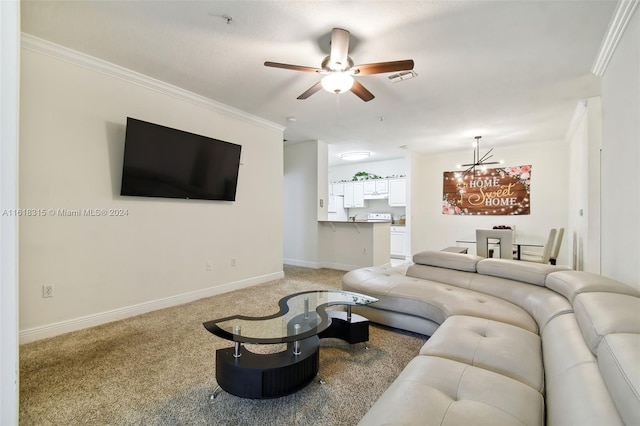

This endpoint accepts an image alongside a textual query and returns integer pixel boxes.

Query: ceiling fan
[264,28,414,102]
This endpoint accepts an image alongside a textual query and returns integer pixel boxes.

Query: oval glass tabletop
[203,290,378,344]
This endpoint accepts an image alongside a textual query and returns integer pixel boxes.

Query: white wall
[411,140,570,265]
[283,141,325,267]
[567,97,602,273]
[19,39,284,341]
[600,6,640,288]
[1,2,20,424]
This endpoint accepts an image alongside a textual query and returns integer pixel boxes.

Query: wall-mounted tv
[120,117,242,201]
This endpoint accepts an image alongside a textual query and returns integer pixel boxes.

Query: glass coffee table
[203,290,378,399]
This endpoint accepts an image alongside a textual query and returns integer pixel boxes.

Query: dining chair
[476,229,513,259]
[493,225,517,258]
[520,229,557,264]
[549,227,564,265]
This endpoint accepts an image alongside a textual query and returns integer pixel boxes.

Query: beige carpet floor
[19,266,427,425]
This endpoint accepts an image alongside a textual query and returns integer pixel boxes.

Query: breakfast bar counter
[318,220,391,271]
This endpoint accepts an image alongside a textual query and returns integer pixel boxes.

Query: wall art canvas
[442,165,531,215]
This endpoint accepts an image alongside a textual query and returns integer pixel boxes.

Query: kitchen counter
[319,219,392,223]
[317,220,391,270]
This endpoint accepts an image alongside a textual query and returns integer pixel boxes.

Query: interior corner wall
[567,97,602,274]
[283,141,323,268]
[19,46,284,341]
[410,141,570,265]
[600,7,640,289]
[317,142,329,222]
[1,2,20,423]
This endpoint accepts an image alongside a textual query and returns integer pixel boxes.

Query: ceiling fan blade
[329,28,350,70]
[354,59,415,75]
[297,81,323,100]
[350,80,375,102]
[264,61,321,73]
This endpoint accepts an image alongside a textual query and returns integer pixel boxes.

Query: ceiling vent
[388,70,418,83]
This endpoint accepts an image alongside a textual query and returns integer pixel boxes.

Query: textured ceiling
[21,0,616,165]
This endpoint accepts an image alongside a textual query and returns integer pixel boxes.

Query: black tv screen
[120,118,242,201]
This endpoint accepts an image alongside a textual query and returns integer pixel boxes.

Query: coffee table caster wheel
[209,385,222,403]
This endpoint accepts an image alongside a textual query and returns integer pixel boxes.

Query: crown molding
[592,0,639,76]
[20,33,285,132]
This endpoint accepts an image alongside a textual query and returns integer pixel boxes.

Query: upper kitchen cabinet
[388,178,406,207]
[363,179,388,198]
[344,182,366,208]
[354,182,365,207]
[330,182,345,196]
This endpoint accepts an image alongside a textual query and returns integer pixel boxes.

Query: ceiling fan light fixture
[321,73,354,94]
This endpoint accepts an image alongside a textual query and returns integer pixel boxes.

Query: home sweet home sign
[442,165,531,215]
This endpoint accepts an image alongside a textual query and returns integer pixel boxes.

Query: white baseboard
[284,258,391,272]
[19,271,284,344]
[320,262,393,271]
[283,258,322,269]
[317,261,358,271]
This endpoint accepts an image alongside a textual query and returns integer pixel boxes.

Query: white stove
[366,213,392,222]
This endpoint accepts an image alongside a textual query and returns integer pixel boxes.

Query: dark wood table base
[214,311,369,399]
[215,336,320,399]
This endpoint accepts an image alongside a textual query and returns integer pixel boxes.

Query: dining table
[455,238,544,260]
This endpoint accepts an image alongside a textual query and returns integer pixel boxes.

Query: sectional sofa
[342,250,640,426]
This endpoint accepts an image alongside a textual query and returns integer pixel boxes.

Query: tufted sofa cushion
[419,315,543,391]
[541,313,624,425]
[344,266,538,332]
[357,356,544,426]
[573,292,640,353]
[405,262,572,331]
[597,333,640,425]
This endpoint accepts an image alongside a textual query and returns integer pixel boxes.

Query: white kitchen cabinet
[363,179,388,196]
[388,178,406,207]
[342,182,366,208]
[343,182,354,207]
[328,195,337,213]
[353,182,365,207]
[363,181,376,195]
[375,179,388,194]
[390,226,406,258]
[329,182,345,196]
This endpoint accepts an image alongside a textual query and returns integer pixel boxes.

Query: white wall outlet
[363,248,367,255]
[206,261,213,271]
[42,284,54,298]
[231,258,236,267]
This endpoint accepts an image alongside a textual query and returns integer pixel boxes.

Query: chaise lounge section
[342,250,640,426]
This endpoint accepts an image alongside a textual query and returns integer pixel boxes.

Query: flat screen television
[120,117,242,201]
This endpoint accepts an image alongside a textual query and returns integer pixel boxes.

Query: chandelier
[458,136,501,175]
